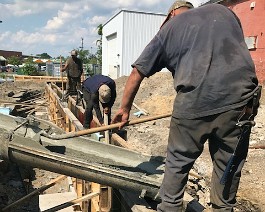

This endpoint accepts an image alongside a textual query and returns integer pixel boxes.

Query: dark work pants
[65,76,81,98]
[83,89,103,128]
[157,106,251,212]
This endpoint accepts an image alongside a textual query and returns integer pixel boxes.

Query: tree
[37,53,52,59]
[77,49,90,64]
[96,24,103,65]
[22,57,42,76]
[7,56,21,66]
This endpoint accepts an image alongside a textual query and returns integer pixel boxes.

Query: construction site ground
[0,72,264,211]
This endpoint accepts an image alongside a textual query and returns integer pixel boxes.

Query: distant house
[206,0,265,83]
[102,10,166,79]
[0,50,22,59]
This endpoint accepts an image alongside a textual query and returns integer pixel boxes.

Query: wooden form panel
[14,75,68,82]
[45,83,111,212]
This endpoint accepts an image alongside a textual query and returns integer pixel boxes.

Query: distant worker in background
[82,74,116,129]
[61,50,83,100]
[112,1,261,212]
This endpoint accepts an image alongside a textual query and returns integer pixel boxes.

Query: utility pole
[80,37,84,50]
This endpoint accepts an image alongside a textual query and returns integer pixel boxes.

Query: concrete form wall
[223,0,265,83]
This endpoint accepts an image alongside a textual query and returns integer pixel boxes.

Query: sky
[0,0,206,58]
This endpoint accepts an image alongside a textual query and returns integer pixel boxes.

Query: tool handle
[77,112,171,136]
[220,154,235,185]
[41,113,172,140]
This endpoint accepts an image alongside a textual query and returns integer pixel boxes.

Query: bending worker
[82,74,116,129]
[61,50,83,100]
[112,1,260,212]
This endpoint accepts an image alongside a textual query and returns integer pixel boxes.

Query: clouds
[0,0,205,57]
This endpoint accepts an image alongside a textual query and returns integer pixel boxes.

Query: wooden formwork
[45,83,112,212]
[44,82,159,212]
[14,75,68,83]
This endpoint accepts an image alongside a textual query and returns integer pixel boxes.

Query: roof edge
[103,9,166,27]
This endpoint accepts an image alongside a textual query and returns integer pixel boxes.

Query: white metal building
[102,10,166,79]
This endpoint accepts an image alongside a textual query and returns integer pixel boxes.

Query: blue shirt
[82,75,116,108]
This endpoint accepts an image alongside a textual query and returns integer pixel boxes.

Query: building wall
[102,11,123,78]
[102,10,166,79]
[121,11,166,77]
[222,0,265,83]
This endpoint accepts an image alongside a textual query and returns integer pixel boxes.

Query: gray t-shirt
[132,4,258,119]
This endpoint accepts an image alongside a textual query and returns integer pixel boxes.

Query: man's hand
[111,67,144,129]
[103,107,110,114]
[111,108,130,129]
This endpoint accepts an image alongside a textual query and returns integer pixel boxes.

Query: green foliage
[0,73,6,79]
[37,53,52,59]
[24,57,34,63]
[96,44,102,65]
[22,63,37,75]
[97,24,103,36]
[7,56,21,66]
[77,49,90,64]
[21,57,38,75]
[96,24,103,66]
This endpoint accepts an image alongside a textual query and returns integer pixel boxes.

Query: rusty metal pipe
[0,130,161,200]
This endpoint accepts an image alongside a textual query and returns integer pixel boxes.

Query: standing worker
[112,2,261,212]
[82,74,116,129]
[61,50,83,100]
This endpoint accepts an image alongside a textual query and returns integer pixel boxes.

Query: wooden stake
[60,55,64,93]
[104,113,110,144]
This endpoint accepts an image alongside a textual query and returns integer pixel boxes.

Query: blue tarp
[0,107,11,115]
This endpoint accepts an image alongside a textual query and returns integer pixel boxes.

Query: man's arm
[112,67,145,128]
[61,60,69,72]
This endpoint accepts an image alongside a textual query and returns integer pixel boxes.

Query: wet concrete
[0,113,165,200]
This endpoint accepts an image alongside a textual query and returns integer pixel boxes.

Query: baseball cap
[71,50,77,56]
[99,84,111,103]
[161,1,194,28]
[168,1,193,14]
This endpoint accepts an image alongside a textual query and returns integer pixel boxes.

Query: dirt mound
[114,72,175,115]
